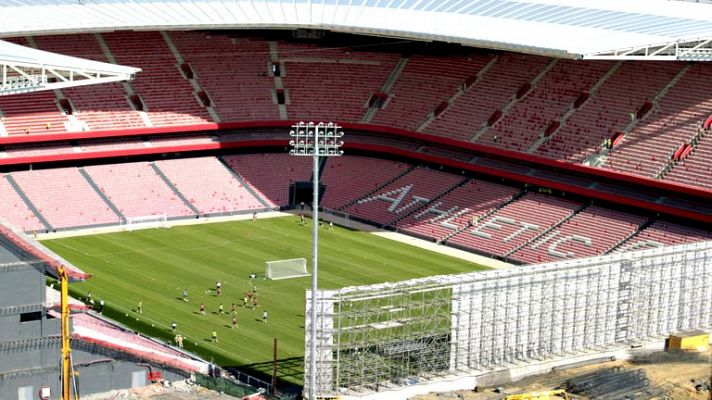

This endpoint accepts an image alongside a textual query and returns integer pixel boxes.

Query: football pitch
[42,216,489,386]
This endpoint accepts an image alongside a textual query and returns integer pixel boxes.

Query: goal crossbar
[266,257,309,280]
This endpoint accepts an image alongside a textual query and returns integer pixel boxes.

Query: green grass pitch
[42,216,488,386]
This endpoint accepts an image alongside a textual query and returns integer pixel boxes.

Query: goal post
[265,257,309,280]
[124,214,168,231]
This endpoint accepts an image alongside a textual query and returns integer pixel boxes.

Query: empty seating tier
[605,64,712,177]
[395,179,520,241]
[372,54,490,131]
[279,42,398,122]
[155,157,265,215]
[664,132,712,189]
[615,220,712,252]
[511,206,647,264]
[536,62,682,162]
[447,192,581,258]
[343,167,464,226]
[424,53,550,141]
[169,32,280,121]
[34,34,146,131]
[12,167,119,229]
[101,31,211,126]
[0,176,45,232]
[320,156,411,210]
[222,153,312,207]
[84,162,195,218]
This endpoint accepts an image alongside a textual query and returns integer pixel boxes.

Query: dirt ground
[80,380,255,400]
[411,350,711,400]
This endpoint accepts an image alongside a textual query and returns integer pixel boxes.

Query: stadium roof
[0,39,139,95]
[0,0,711,60]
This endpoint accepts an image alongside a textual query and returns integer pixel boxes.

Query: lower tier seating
[343,167,465,226]
[447,192,581,258]
[155,157,266,215]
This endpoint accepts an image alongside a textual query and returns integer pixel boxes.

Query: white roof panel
[0,0,710,59]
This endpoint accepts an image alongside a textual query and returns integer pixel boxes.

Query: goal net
[265,258,309,280]
[125,214,168,231]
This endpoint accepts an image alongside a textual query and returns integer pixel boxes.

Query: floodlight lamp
[289,150,295,155]
[289,140,295,146]
[327,122,334,127]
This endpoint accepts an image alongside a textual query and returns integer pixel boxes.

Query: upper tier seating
[663,132,712,190]
[447,192,581,258]
[222,153,312,207]
[101,31,211,126]
[155,157,265,215]
[536,62,682,162]
[169,32,280,121]
[0,91,68,135]
[84,162,195,218]
[343,167,465,226]
[424,53,550,141]
[12,167,120,229]
[615,220,712,252]
[320,156,411,210]
[395,179,520,241]
[510,206,647,264]
[605,63,712,177]
[34,34,145,131]
[279,42,398,122]
[0,175,45,232]
[480,60,613,152]
[372,54,491,131]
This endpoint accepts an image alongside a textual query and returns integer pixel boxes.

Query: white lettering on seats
[503,222,540,243]
[548,235,592,258]
[394,195,430,214]
[439,208,471,231]
[619,240,664,253]
[357,185,412,211]
[471,216,515,239]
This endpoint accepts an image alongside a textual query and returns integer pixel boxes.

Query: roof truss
[0,59,137,96]
[584,37,712,61]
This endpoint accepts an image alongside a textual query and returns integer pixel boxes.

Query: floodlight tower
[289,121,344,400]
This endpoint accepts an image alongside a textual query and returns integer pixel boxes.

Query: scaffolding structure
[306,241,712,397]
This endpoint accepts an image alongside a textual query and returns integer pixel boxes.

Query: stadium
[0,0,711,399]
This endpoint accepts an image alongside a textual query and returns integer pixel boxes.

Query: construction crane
[58,266,79,400]
[504,389,571,400]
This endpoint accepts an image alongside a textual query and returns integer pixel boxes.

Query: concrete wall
[0,360,186,400]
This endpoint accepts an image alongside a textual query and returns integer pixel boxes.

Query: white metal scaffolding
[306,241,712,397]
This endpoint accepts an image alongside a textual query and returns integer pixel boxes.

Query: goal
[125,214,168,231]
[265,258,309,280]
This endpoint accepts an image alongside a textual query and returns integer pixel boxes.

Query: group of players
[187,280,268,345]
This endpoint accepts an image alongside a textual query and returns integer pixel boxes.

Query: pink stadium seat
[169,32,281,121]
[447,192,580,258]
[536,62,682,163]
[511,206,647,263]
[605,64,712,177]
[343,167,465,226]
[34,34,146,131]
[279,41,399,122]
[222,153,311,207]
[372,54,491,131]
[395,179,520,241]
[320,156,411,210]
[84,162,195,218]
[155,157,265,215]
[424,53,550,141]
[101,31,211,127]
[0,177,45,232]
[12,167,120,229]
